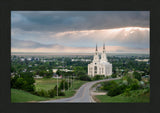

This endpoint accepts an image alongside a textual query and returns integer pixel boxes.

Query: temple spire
[103,43,105,49]
[93,43,99,62]
[96,43,98,51]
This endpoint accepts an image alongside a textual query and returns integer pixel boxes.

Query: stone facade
[88,44,112,77]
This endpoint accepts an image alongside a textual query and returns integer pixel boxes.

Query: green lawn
[100,79,122,85]
[11,88,50,103]
[35,78,62,91]
[11,79,87,103]
[95,89,150,103]
[69,80,87,90]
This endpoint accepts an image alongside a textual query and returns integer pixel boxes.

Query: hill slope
[11,88,50,103]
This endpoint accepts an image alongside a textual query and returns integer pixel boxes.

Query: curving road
[40,78,120,103]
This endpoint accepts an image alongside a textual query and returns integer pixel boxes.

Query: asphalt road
[40,78,120,103]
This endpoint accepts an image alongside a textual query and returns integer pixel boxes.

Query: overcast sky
[11,11,149,53]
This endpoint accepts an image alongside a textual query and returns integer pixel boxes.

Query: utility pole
[63,58,65,92]
[71,75,72,88]
[57,74,58,98]
[71,74,73,88]
[63,76,65,92]
[70,75,72,89]
[68,76,69,91]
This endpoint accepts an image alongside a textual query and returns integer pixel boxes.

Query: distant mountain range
[11,52,149,56]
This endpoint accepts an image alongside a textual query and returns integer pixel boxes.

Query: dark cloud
[11,11,149,32]
[11,38,59,48]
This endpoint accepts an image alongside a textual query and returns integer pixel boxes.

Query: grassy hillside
[95,89,150,103]
[11,88,50,103]
[11,79,87,103]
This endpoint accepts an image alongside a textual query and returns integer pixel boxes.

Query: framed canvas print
[11,11,150,103]
[1,0,159,113]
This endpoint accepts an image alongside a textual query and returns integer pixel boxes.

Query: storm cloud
[11,38,57,48]
[11,11,149,32]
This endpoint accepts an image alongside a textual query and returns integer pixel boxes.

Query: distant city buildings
[52,69,73,73]
[135,59,149,62]
[34,75,43,78]
[22,69,27,72]
[71,59,91,62]
[27,58,32,61]
[20,58,25,61]
[28,65,32,67]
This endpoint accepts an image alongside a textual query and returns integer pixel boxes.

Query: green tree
[111,74,117,78]
[93,75,103,80]
[133,71,142,81]
[73,66,86,77]
[59,79,69,90]
[11,72,35,92]
[56,69,61,76]
[78,75,91,81]
[15,77,24,89]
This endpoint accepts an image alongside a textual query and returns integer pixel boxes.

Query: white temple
[88,44,112,77]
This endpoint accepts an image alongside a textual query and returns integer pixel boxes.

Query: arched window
[94,66,97,74]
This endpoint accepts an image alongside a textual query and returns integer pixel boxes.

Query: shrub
[53,85,65,96]
[59,91,65,96]
[48,89,55,98]
[122,80,128,85]
[101,79,131,97]
[78,75,91,81]
[15,77,24,89]
[35,89,48,97]
[133,71,142,81]
[106,82,129,97]
[93,75,104,80]
[105,76,109,79]
[129,79,140,90]
[144,87,150,94]
[130,83,140,90]
[118,84,128,93]
[59,80,69,90]
[107,86,122,97]
[101,81,118,91]
[93,75,101,80]
[111,74,117,78]
[23,84,35,92]
[123,88,131,96]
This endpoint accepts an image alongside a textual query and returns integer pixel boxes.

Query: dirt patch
[92,95,101,103]
[91,92,106,95]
